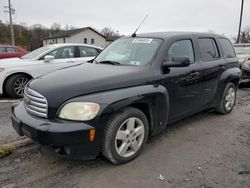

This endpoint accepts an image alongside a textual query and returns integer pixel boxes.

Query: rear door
[76,46,101,62]
[197,37,225,105]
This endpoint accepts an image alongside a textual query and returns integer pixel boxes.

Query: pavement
[0,87,250,188]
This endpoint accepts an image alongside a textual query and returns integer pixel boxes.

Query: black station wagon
[12,32,241,164]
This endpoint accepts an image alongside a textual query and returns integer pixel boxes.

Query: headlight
[0,68,4,73]
[59,102,100,121]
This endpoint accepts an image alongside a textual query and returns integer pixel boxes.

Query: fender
[66,85,169,136]
[215,67,241,104]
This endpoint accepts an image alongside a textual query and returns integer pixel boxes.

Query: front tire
[102,107,149,164]
[5,74,31,98]
[216,82,237,114]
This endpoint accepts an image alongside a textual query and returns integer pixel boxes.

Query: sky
[0,0,249,40]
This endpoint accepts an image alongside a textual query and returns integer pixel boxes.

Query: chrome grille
[24,87,48,118]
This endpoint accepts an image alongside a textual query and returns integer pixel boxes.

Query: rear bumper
[11,102,101,159]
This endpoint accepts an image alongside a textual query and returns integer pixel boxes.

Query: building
[42,27,112,47]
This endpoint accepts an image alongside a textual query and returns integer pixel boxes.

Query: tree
[50,22,61,34]
[101,27,120,39]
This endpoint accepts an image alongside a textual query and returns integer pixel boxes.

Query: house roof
[43,27,106,40]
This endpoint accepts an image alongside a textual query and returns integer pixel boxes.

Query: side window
[79,46,99,57]
[167,40,195,63]
[7,47,16,53]
[46,46,74,59]
[218,38,236,58]
[198,38,219,62]
[0,47,6,52]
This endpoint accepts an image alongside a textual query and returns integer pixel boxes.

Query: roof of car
[129,31,227,40]
[46,43,103,49]
[0,44,16,47]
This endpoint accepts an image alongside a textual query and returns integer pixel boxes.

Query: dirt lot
[0,87,250,188]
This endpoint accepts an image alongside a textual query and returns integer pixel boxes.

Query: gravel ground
[0,88,250,188]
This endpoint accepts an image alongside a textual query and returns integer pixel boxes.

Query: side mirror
[163,56,191,68]
[44,55,55,62]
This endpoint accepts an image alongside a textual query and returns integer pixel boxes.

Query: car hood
[0,58,32,68]
[28,63,154,108]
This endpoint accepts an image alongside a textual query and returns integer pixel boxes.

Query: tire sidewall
[107,108,149,164]
[5,74,29,98]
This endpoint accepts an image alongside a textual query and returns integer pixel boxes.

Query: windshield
[95,38,162,65]
[234,47,250,55]
[21,46,53,59]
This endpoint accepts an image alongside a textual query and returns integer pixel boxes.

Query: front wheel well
[3,73,33,95]
[129,103,153,135]
[230,78,240,88]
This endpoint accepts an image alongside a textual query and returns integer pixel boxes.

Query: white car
[0,43,102,98]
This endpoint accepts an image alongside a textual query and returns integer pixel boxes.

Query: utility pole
[4,0,15,45]
[237,0,244,44]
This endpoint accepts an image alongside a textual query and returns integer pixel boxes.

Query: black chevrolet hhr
[12,32,241,164]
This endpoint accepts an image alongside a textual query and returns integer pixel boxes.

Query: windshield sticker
[130,61,141,65]
[132,38,153,44]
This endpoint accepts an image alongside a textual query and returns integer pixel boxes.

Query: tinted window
[198,38,219,61]
[219,38,236,58]
[7,47,16,53]
[79,46,99,57]
[167,40,195,63]
[0,47,6,52]
[47,46,74,59]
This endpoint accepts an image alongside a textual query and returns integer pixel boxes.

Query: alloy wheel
[13,77,29,96]
[225,87,236,111]
[115,117,145,158]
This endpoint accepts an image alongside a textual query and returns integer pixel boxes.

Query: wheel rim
[115,117,145,158]
[225,87,236,111]
[14,77,29,96]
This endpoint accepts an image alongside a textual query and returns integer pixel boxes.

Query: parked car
[0,43,103,98]
[12,32,241,164]
[0,45,28,59]
[234,43,250,67]
[241,60,250,79]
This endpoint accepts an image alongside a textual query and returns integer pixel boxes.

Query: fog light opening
[64,146,71,155]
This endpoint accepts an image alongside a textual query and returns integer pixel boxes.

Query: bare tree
[50,22,61,34]
[101,27,120,39]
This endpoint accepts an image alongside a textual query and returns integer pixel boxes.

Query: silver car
[0,43,102,98]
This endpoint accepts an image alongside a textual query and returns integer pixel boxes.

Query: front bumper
[11,102,101,159]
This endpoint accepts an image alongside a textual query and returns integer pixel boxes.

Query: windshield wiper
[98,60,121,65]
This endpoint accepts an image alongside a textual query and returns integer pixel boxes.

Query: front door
[161,39,203,122]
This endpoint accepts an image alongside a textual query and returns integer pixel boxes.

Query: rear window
[219,38,236,58]
[6,47,16,53]
[198,38,220,62]
[0,47,6,52]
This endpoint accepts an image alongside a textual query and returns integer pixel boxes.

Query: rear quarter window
[219,38,236,58]
[198,38,220,62]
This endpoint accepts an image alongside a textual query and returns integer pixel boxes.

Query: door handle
[67,61,74,63]
[190,72,200,77]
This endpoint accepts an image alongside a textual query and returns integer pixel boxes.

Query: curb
[3,137,33,148]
